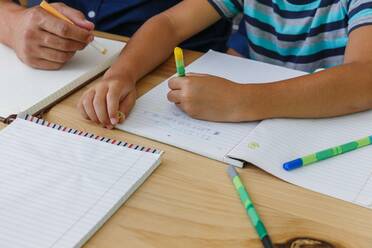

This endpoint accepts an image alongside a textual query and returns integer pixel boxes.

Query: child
[0,0,230,69]
[78,0,372,128]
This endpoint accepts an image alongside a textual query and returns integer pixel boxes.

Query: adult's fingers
[167,90,182,103]
[40,31,87,52]
[37,46,75,63]
[28,58,63,70]
[52,3,95,30]
[38,12,93,43]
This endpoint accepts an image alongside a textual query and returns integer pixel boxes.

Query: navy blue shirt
[43,0,231,52]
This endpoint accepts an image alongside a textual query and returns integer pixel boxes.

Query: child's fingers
[106,85,122,125]
[175,103,187,113]
[186,72,208,77]
[167,90,182,103]
[168,77,185,90]
[118,90,137,122]
[77,97,89,120]
[92,86,111,127]
[81,90,100,123]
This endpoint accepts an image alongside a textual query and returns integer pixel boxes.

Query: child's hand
[167,73,255,122]
[77,73,136,129]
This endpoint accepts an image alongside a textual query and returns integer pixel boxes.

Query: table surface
[4,32,372,248]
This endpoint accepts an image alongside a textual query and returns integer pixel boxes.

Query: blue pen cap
[283,158,303,171]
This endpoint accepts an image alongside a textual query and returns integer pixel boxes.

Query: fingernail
[88,35,94,42]
[110,118,118,125]
[106,124,114,130]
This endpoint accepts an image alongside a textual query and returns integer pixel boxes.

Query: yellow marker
[174,47,185,77]
[40,1,108,55]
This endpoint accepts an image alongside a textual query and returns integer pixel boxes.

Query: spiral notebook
[117,50,306,167]
[0,114,162,248]
[0,37,125,123]
[228,110,372,209]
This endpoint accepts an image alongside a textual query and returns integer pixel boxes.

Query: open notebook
[0,114,162,247]
[228,110,372,209]
[117,50,306,167]
[0,37,124,122]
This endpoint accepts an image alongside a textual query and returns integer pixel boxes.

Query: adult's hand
[10,2,94,70]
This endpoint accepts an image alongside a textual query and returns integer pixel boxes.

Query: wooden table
[13,33,372,247]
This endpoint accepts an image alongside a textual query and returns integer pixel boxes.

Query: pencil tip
[101,48,108,55]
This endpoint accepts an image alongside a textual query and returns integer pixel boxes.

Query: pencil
[227,165,274,248]
[283,135,372,171]
[40,1,107,55]
[174,47,185,77]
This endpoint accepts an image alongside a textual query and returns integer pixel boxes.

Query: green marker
[227,165,274,248]
[174,47,185,77]
[283,135,372,171]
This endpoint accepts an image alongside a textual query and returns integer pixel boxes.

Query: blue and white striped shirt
[209,0,372,72]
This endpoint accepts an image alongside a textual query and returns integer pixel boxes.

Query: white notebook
[117,50,306,167]
[0,37,125,121]
[0,114,162,248]
[228,111,372,209]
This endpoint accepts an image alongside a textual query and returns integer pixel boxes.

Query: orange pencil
[40,1,108,55]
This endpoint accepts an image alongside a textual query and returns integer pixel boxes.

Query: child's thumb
[118,90,137,123]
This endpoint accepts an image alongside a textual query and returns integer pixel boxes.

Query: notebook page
[0,118,161,248]
[0,38,125,118]
[228,111,372,208]
[117,50,306,164]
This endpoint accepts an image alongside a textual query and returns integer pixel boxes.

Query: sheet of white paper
[0,118,161,248]
[0,38,124,118]
[228,111,372,208]
[118,50,306,164]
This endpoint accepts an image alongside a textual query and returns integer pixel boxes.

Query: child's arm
[167,26,372,122]
[77,0,221,128]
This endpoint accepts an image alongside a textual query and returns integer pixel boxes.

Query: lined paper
[0,118,161,247]
[228,111,372,208]
[0,38,124,118]
[118,50,305,165]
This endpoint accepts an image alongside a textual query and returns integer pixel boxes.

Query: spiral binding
[24,114,161,154]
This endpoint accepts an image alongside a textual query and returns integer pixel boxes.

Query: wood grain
[5,32,372,247]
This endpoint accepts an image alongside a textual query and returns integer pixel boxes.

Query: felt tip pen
[227,165,274,248]
[283,135,372,171]
[174,47,185,77]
